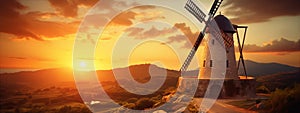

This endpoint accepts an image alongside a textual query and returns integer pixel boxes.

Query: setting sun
[73,60,95,71]
[79,61,87,68]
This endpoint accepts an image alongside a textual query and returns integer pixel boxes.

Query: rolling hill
[256,70,300,91]
[238,60,299,76]
[1,60,299,90]
[0,64,180,89]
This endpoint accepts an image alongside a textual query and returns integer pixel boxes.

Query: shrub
[264,84,300,113]
[135,98,156,110]
[123,103,136,109]
[58,106,72,113]
[256,85,271,94]
[126,98,138,103]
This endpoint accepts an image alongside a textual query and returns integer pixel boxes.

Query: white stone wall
[199,33,238,80]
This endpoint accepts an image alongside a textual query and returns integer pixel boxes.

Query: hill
[0,64,181,112]
[0,64,180,89]
[1,60,298,90]
[238,60,299,76]
[256,70,300,92]
[0,68,74,90]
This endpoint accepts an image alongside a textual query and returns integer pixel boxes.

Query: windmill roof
[214,15,235,33]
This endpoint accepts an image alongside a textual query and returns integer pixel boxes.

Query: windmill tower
[199,14,239,80]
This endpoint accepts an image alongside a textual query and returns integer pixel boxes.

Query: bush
[123,103,136,109]
[186,103,199,113]
[264,84,300,113]
[58,106,72,113]
[135,98,156,110]
[256,85,271,94]
[163,87,176,96]
[126,98,138,103]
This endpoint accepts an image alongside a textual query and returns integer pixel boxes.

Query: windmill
[180,0,224,72]
[181,0,249,79]
[178,0,255,100]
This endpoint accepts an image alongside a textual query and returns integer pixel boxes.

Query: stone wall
[178,77,256,98]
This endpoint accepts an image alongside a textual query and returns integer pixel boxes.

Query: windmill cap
[214,15,236,33]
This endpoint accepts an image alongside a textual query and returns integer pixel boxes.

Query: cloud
[7,56,56,61]
[48,0,98,17]
[166,34,194,48]
[0,0,78,40]
[125,23,198,40]
[223,0,300,24]
[124,23,201,48]
[111,11,137,26]
[167,23,201,48]
[125,27,144,37]
[143,26,177,38]
[110,5,163,26]
[0,0,160,41]
[172,23,199,42]
[241,38,300,52]
[8,57,27,60]
[78,1,154,29]
[124,26,177,39]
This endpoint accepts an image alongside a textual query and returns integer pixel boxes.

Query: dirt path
[194,98,257,113]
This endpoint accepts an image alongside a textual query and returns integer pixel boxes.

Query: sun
[73,60,94,71]
[79,61,87,68]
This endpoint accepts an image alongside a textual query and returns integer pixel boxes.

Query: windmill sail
[180,0,224,72]
[185,0,206,23]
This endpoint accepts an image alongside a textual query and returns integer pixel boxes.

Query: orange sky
[0,0,299,71]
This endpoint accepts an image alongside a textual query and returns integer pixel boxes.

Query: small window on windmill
[226,60,229,68]
[203,60,206,67]
[210,60,213,67]
[212,39,215,45]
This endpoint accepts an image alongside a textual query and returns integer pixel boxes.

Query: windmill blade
[209,0,223,16]
[180,32,204,71]
[185,0,206,23]
[180,0,224,72]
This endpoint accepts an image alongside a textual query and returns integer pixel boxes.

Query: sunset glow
[0,0,299,72]
[1,0,300,113]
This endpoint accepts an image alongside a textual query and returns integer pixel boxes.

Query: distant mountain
[238,60,299,76]
[0,68,74,89]
[97,64,179,83]
[1,60,299,90]
[0,64,180,89]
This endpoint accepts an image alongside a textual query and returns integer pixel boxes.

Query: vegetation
[186,102,199,113]
[256,85,271,94]
[227,99,257,109]
[135,98,157,110]
[0,85,90,113]
[227,71,300,112]
[0,64,181,112]
[256,70,300,92]
[2,65,297,112]
[262,84,300,113]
